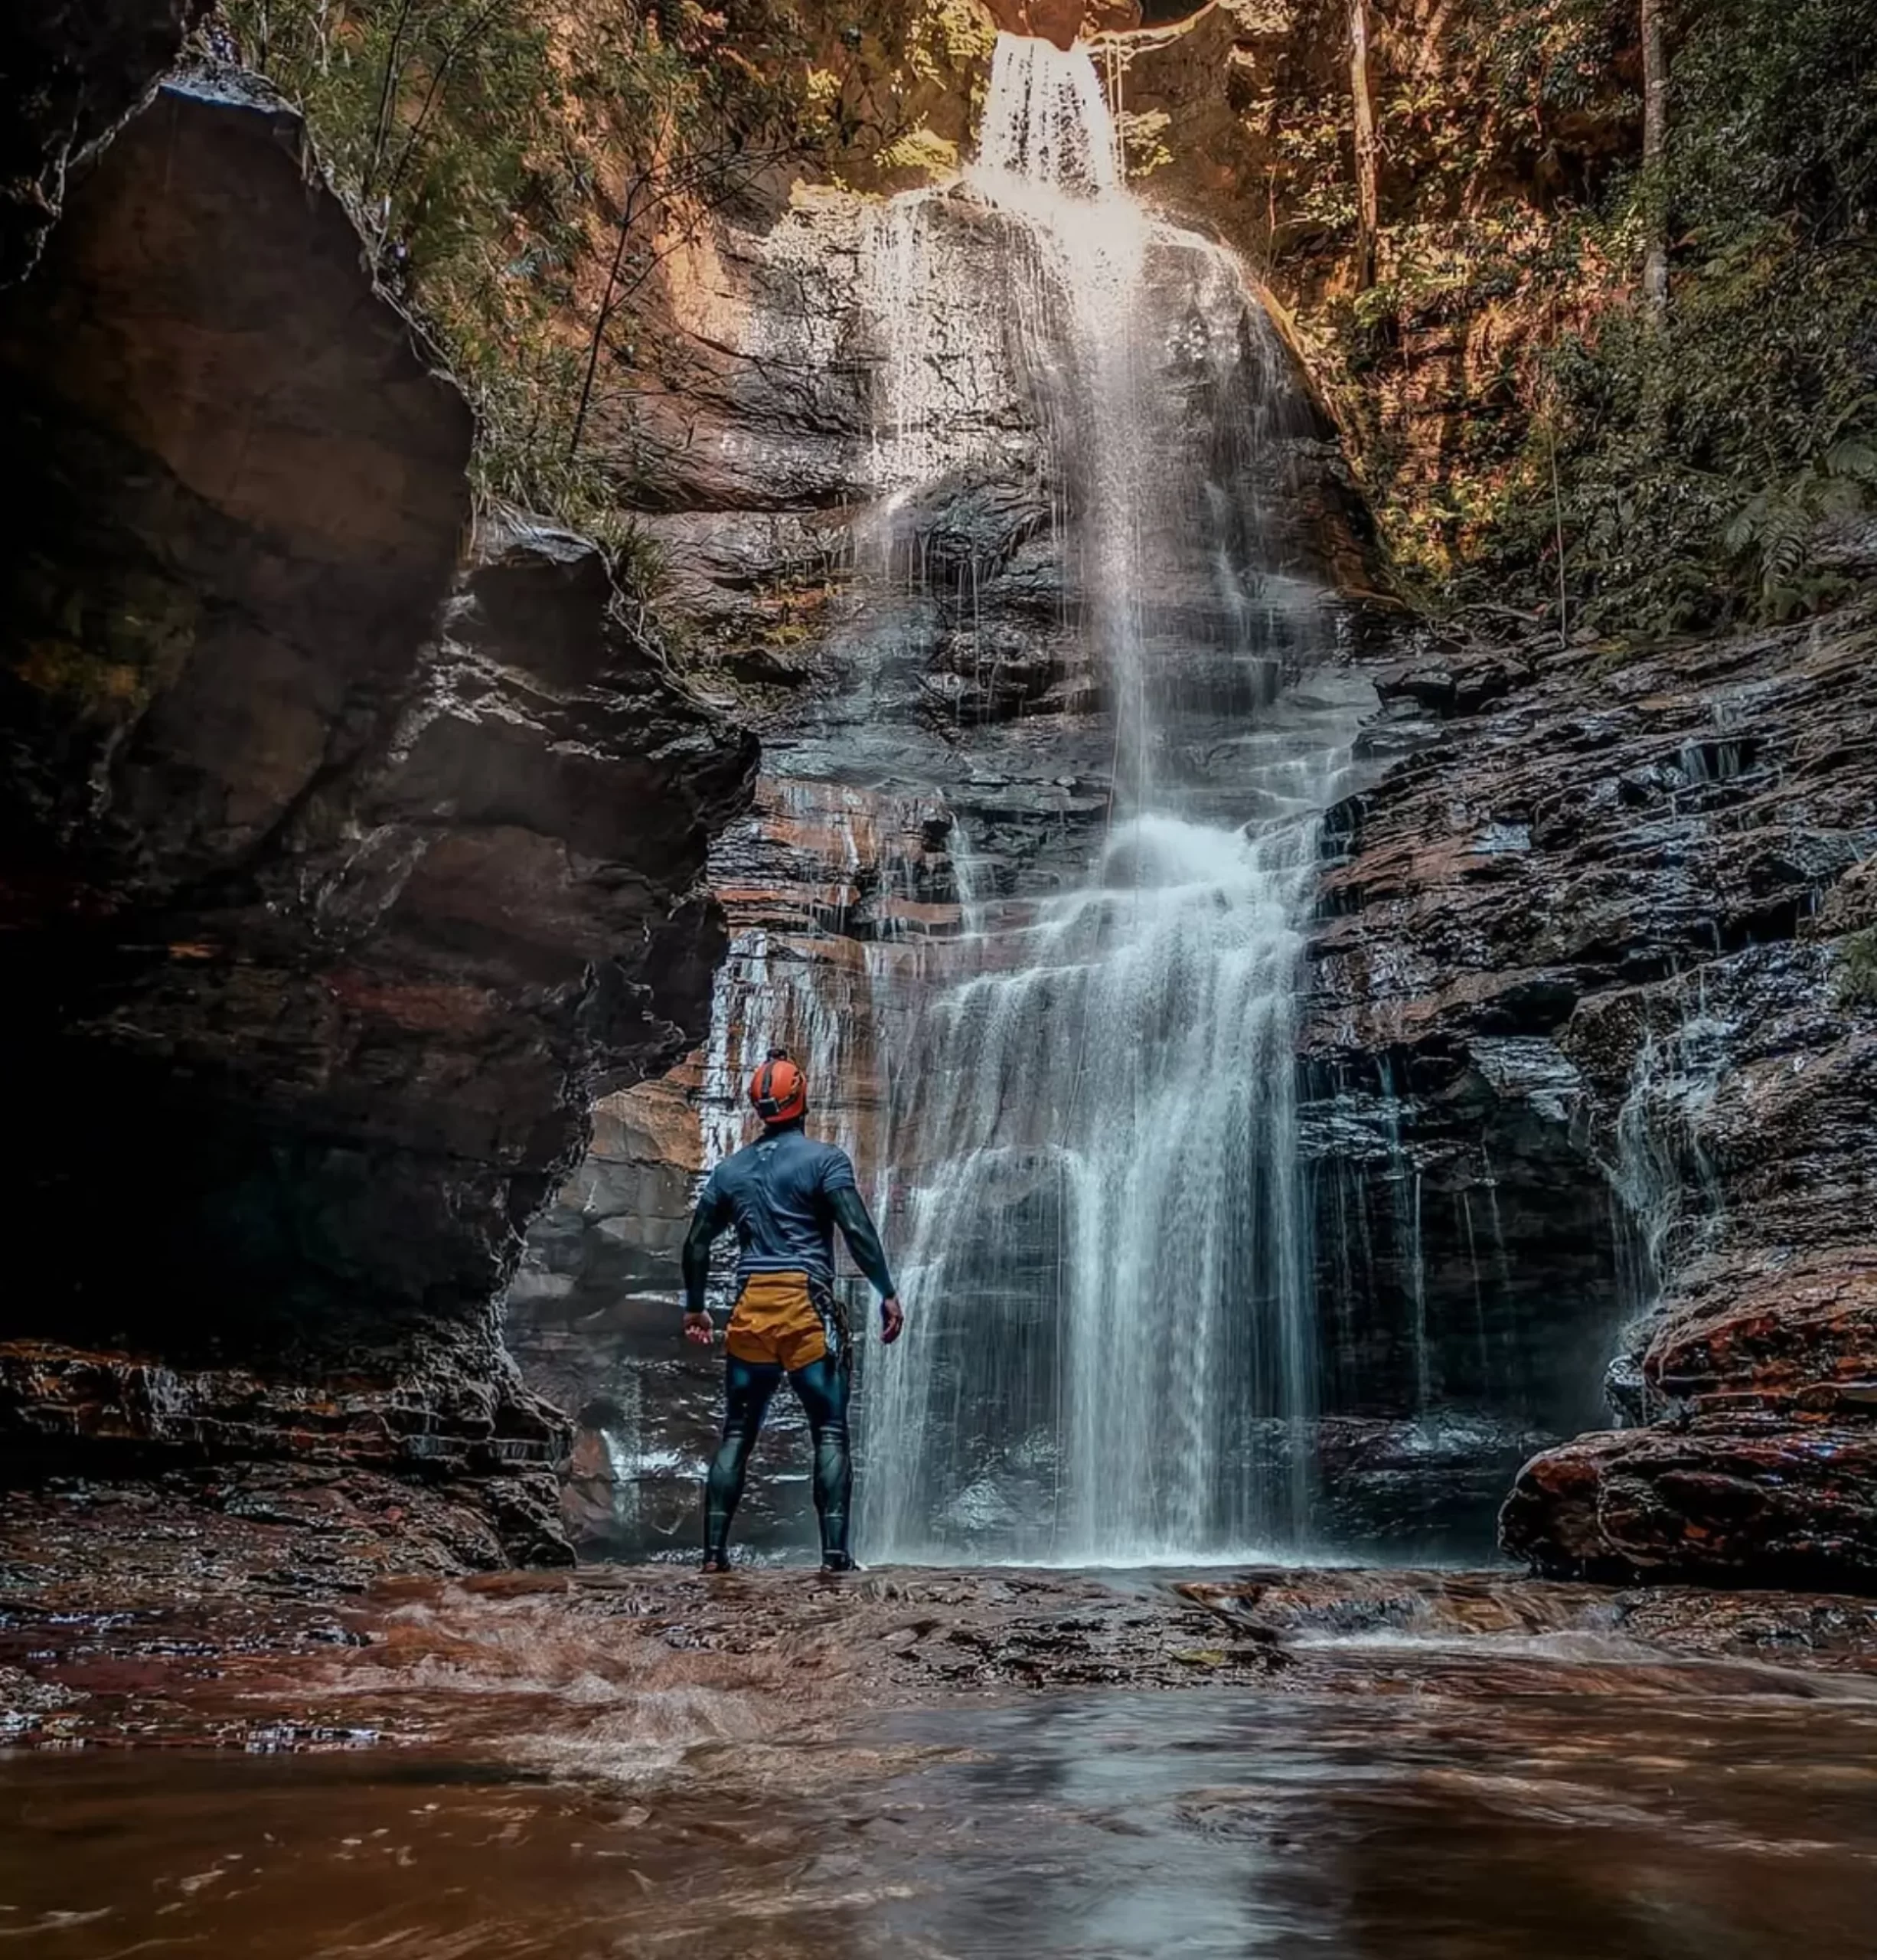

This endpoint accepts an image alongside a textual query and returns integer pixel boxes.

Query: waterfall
[1600,991,1732,1420]
[852,36,1358,1563]
[974,34,1123,194]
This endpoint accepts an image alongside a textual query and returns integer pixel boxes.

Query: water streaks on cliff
[853,35,1358,1561]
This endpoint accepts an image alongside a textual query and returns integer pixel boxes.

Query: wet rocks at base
[7,1513,1877,1752]
[1316,603,1877,1583]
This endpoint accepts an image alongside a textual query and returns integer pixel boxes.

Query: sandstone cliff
[1315,603,1877,1582]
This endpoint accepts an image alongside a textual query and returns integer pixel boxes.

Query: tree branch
[363,0,419,206]
[380,0,511,211]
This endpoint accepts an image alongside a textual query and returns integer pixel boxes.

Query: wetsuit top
[696,1126,860,1286]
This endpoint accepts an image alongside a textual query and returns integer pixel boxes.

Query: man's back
[700,1123,858,1285]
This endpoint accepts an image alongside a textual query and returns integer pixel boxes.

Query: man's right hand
[880,1296,904,1345]
[683,1311,716,1347]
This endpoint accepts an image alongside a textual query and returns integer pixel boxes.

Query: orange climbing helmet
[748,1047,808,1124]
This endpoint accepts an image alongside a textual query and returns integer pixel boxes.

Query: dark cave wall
[0,73,757,1561]
[0,0,209,286]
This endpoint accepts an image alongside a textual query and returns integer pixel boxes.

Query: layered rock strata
[1311,603,1877,1583]
[0,74,756,1560]
[518,31,1873,1580]
[614,181,1380,688]
[506,157,1393,1559]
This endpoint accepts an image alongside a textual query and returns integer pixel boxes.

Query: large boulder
[0,0,207,285]
[0,75,756,1560]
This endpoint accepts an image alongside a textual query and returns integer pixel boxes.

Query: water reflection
[0,1752,888,1960]
[881,1691,1877,1957]
[7,1678,1877,1957]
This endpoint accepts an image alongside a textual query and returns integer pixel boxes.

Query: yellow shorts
[724,1271,841,1372]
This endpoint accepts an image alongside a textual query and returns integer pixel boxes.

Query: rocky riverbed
[6,1481,1877,1750]
[8,1499,1877,1955]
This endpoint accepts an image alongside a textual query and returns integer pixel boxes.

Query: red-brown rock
[1501,1418,1877,1586]
[1307,596,1877,1585]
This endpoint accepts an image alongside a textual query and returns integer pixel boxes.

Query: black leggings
[704,1351,853,1566]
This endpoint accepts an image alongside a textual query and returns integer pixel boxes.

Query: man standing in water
[681,1048,904,1573]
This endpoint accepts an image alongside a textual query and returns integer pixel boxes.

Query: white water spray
[853,37,1360,1562]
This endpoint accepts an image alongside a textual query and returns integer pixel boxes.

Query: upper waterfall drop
[972,34,1124,198]
[848,33,1362,1563]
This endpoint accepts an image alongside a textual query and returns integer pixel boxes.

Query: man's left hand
[683,1311,716,1347]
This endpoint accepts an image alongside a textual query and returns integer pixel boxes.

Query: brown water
[8,1664,1877,1958]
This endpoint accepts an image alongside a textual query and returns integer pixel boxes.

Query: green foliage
[876,124,960,175]
[1118,109,1173,179]
[222,0,850,541]
[1273,109,1358,236]
[1467,0,1631,121]
[1837,929,1877,1010]
[1504,0,1877,634]
[1279,0,1876,639]
[1671,0,1877,242]
[905,0,994,77]
[1410,0,1877,635]
[1725,428,1877,620]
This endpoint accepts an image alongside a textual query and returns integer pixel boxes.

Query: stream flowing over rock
[502,35,1685,1572]
[0,68,756,1560]
[2,8,1872,1596]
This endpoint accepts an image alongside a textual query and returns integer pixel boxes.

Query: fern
[1725,398,1877,620]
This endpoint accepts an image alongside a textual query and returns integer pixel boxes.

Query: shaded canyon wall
[1319,611,1877,1582]
[0,65,757,1563]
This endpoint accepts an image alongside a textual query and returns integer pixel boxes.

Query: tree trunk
[1640,0,1669,319]
[569,175,648,466]
[1350,0,1380,291]
[362,0,419,207]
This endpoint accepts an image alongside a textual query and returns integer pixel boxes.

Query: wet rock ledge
[4,1488,1876,1751]
[0,70,756,1560]
[1311,603,1877,1585]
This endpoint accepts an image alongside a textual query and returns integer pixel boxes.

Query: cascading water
[974,34,1123,192]
[854,36,1361,1563]
[1598,990,1733,1421]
